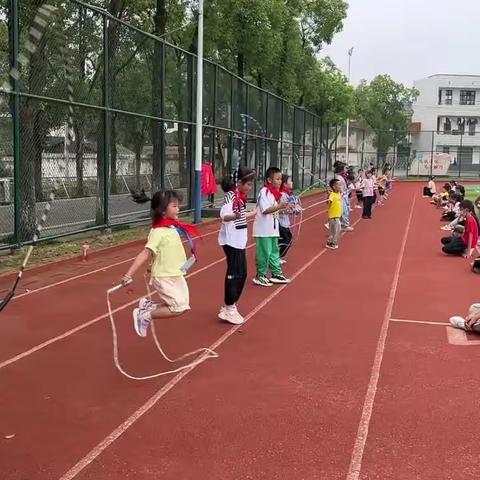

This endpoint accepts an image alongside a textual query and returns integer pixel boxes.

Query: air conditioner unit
[0,178,12,204]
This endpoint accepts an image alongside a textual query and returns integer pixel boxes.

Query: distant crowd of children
[424,178,480,259]
[122,161,393,335]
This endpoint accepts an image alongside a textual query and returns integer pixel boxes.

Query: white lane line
[58,214,364,480]
[346,194,416,480]
[390,318,450,326]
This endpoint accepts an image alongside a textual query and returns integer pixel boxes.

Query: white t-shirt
[253,187,280,237]
[218,191,248,249]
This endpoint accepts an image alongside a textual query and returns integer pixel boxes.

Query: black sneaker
[270,275,291,284]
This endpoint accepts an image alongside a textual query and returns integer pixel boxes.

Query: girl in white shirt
[218,167,256,325]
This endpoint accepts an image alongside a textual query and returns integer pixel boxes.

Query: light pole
[345,47,354,165]
[194,0,204,224]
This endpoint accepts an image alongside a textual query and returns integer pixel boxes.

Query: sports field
[2,182,480,479]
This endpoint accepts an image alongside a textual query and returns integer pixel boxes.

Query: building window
[460,90,476,105]
[445,90,453,105]
[438,89,442,105]
[468,118,478,136]
[444,118,451,133]
[443,146,450,154]
[457,118,465,134]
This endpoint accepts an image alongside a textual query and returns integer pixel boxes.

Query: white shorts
[150,276,190,313]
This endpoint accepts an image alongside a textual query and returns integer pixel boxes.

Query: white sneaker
[138,297,155,311]
[449,316,466,330]
[218,306,244,325]
[280,259,287,264]
[133,308,151,337]
[441,226,452,231]
[324,223,329,230]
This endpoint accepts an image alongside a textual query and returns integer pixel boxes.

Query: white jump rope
[107,275,218,381]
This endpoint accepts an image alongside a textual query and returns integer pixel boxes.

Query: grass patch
[0,214,217,275]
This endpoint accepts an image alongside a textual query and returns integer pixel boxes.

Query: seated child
[441,225,466,256]
[441,193,461,222]
[423,176,436,197]
[450,303,480,333]
[432,184,451,207]
[441,200,479,257]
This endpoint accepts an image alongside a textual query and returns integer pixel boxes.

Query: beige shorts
[150,276,190,313]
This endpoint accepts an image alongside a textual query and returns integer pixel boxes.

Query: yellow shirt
[328,191,343,219]
[145,227,187,277]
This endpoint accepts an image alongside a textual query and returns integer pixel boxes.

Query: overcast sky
[321,0,480,87]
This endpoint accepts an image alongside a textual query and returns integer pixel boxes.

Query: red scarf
[264,183,282,202]
[231,188,247,212]
[152,218,202,239]
[280,186,293,196]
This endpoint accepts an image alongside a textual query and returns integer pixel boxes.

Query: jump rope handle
[108,278,133,294]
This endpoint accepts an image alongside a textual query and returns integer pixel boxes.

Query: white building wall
[412,75,480,170]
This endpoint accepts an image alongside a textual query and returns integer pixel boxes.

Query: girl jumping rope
[123,190,200,337]
[218,166,257,324]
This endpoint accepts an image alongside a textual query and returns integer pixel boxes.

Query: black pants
[223,245,247,306]
[423,187,433,197]
[279,226,293,258]
[441,236,466,256]
[362,196,375,218]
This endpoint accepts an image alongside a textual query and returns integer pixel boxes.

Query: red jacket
[201,163,217,196]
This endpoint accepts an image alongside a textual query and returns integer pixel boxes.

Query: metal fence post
[265,93,269,169]
[302,112,306,189]
[311,115,316,186]
[459,132,463,178]
[187,54,195,210]
[279,100,284,171]
[103,15,110,228]
[361,128,365,168]
[9,0,20,246]
[318,117,323,180]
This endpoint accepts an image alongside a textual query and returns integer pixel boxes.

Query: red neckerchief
[264,183,282,202]
[231,188,247,213]
[152,218,202,239]
[280,187,293,196]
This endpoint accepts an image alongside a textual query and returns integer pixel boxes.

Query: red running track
[1,185,480,479]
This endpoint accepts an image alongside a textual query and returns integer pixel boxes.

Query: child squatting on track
[326,178,343,250]
[123,190,198,338]
[218,166,256,325]
[253,167,291,287]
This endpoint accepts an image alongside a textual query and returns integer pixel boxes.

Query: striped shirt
[223,191,247,229]
[218,191,249,250]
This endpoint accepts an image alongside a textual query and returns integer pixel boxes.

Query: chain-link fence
[0,0,337,249]
[3,1,477,250]
[330,125,480,179]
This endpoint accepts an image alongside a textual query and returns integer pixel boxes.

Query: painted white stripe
[346,194,416,480]
[58,213,356,480]
[390,318,450,326]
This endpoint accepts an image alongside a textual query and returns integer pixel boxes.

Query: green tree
[355,75,419,162]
